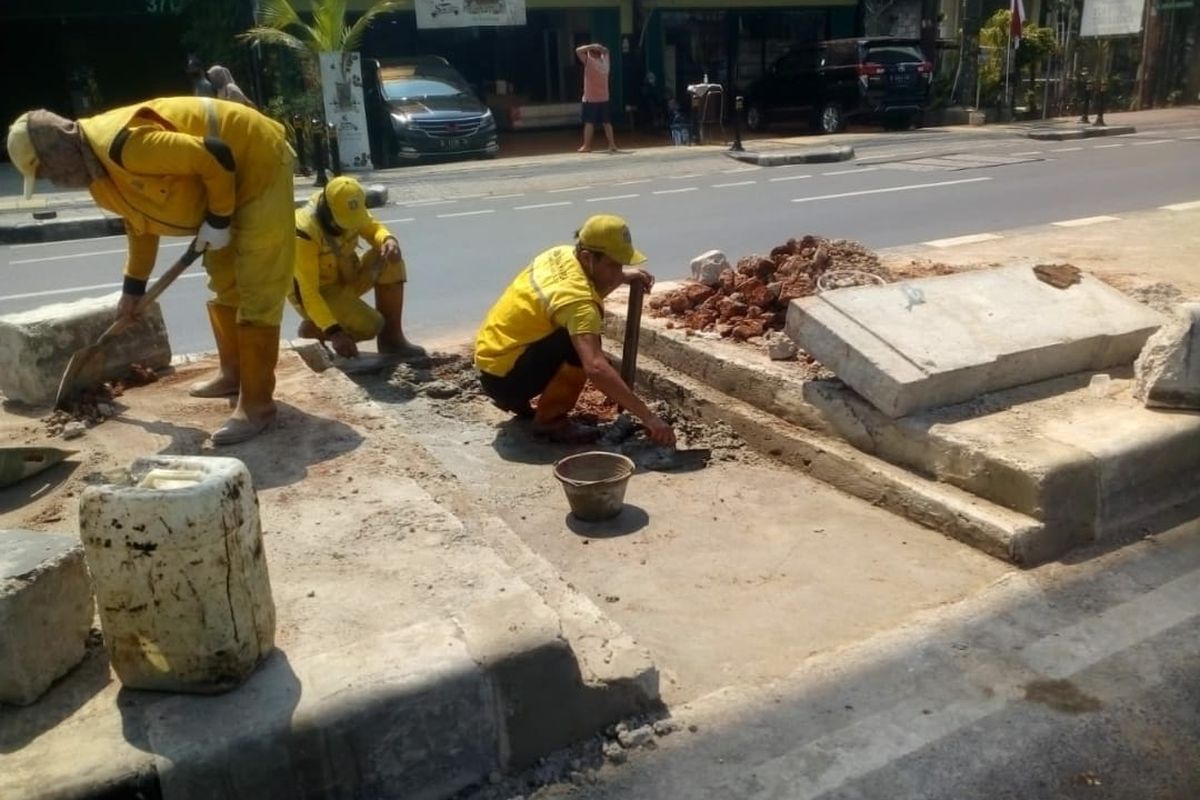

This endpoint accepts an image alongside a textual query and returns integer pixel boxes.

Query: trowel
[292,341,410,375]
[0,446,78,489]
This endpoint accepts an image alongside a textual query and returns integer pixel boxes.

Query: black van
[743,37,933,134]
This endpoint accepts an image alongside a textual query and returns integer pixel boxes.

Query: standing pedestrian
[575,42,617,153]
[7,98,295,445]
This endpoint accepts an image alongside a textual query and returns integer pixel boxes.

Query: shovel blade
[0,447,78,488]
[54,344,107,411]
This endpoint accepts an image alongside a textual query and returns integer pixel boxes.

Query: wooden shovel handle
[102,241,203,343]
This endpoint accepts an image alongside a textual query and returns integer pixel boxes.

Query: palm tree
[239,0,404,56]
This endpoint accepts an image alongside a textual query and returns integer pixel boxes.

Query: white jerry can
[79,456,275,693]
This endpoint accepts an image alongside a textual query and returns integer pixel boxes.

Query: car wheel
[745,105,766,132]
[818,102,845,135]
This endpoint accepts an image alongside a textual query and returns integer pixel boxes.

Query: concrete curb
[0,185,389,246]
[1025,124,1136,141]
[610,342,1045,565]
[724,144,854,166]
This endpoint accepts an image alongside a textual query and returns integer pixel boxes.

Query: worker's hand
[115,293,142,325]
[644,414,676,447]
[381,237,402,263]
[624,269,655,293]
[197,220,232,252]
[329,330,359,359]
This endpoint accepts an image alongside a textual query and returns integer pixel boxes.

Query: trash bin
[687,82,725,145]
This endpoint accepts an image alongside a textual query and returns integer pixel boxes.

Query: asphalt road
[2,122,1199,355]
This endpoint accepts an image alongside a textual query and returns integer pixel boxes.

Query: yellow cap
[6,113,39,200]
[576,214,646,266]
[323,176,371,231]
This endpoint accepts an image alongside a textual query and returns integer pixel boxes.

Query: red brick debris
[647,236,890,340]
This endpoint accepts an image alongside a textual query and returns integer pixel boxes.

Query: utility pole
[1136,0,1162,107]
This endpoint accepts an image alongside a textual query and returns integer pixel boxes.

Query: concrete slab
[0,530,94,706]
[0,294,172,406]
[784,264,1165,418]
[608,295,1200,563]
[725,145,854,167]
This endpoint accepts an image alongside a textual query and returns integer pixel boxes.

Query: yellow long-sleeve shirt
[77,97,291,285]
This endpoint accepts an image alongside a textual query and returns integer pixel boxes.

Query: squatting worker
[6,98,295,445]
[475,214,676,446]
[290,176,424,360]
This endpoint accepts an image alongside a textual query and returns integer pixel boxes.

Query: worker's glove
[197,218,232,252]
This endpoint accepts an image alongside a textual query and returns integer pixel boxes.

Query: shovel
[0,446,78,489]
[55,241,202,410]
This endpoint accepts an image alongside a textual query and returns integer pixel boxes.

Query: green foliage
[977,9,1059,110]
[179,0,255,88]
[239,0,406,56]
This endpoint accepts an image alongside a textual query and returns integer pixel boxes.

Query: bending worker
[6,98,295,445]
[475,214,676,446]
[290,176,424,360]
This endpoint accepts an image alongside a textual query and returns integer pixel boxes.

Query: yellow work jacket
[475,245,604,377]
[292,193,395,333]
[78,97,290,283]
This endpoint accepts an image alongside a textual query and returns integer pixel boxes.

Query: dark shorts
[581,101,611,125]
[478,328,581,414]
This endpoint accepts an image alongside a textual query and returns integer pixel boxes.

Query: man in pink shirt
[576,43,617,153]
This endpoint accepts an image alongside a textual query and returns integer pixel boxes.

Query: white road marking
[401,199,455,207]
[1049,146,1083,152]
[1160,200,1200,211]
[652,187,699,195]
[792,176,992,205]
[922,232,1003,248]
[670,173,701,180]
[821,167,878,176]
[375,217,415,225]
[1185,135,1200,141]
[586,194,640,203]
[489,193,525,200]
[13,233,124,249]
[615,179,651,185]
[514,201,573,210]
[9,241,188,265]
[1092,143,1124,149]
[436,209,495,219]
[769,174,812,182]
[1011,150,1042,156]
[548,185,592,193]
[2,272,206,303]
[1052,215,1120,227]
[712,180,756,188]
[1131,139,1171,146]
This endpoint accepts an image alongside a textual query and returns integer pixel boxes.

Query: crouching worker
[289,176,425,360]
[6,98,295,445]
[474,214,676,446]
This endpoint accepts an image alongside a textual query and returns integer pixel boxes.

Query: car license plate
[452,137,468,149]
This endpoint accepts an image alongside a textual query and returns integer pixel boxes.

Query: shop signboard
[414,0,526,29]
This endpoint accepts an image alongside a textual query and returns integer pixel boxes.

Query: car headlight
[391,113,411,133]
[480,109,496,131]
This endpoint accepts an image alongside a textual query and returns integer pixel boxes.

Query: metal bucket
[553,451,635,522]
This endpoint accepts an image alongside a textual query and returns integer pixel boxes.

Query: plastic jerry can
[79,456,275,693]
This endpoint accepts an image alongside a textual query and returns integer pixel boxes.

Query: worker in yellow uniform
[475,214,676,445]
[6,98,294,445]
[289,176,424,360]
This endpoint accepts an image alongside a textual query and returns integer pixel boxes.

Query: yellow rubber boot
[533,364,587,427]
[189,303,240,398]
[211,325,279,446]
[374,282,426,359]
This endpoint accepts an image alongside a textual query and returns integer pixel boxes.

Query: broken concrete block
[690,250,728,287]
[1,530,94,706]
[1135,303,1200,409]
[0,294,171,406]
[764,332,798,361]
[785,264,1165,418]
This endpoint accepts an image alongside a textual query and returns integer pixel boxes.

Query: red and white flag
[1010,0,1026,47]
